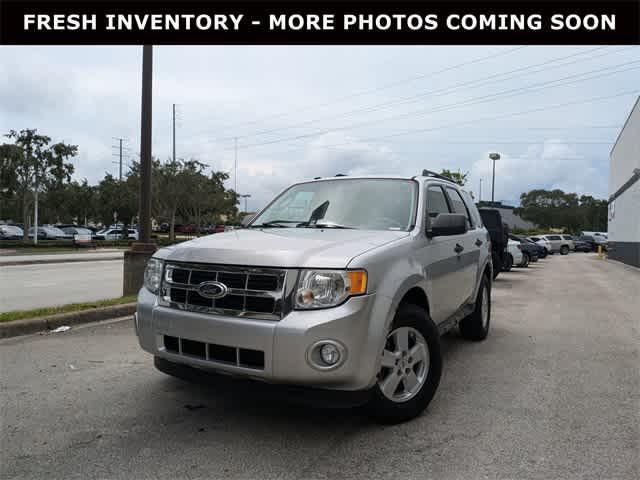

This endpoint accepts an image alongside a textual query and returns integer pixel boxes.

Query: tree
[3,129,76,240]
[95,173,137,231]
[515,189,607,233]
[42,179,96,225]
[0,143,22,220]
[439,169,468,186]
[181,170,237,231]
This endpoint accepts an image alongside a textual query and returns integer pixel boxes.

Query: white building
[608,97,640,267]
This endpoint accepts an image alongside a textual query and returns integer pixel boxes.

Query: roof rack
[420,169,455,183]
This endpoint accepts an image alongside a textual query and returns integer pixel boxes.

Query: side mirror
[427,213,468,238]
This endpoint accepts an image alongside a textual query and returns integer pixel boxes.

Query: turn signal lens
[348,270,367,295]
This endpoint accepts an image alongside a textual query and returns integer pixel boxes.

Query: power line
[224,62,640,152]
[218,46,621,142]
[189,46,636,145]
[188,46,527,138]
[267,90,638,156]
[313,90,639,151]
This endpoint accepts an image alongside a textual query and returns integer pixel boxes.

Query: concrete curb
[0,303,136,339]
[0,255,123,266]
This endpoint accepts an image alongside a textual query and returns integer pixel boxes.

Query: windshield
[251,179,418,231]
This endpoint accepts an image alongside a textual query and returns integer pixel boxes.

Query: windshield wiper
[299,222,354,229]
[250,220,299,228]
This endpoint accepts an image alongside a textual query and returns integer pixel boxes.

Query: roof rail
[421,169,455,183]
[335,173,347,177]
[313,176,322,180]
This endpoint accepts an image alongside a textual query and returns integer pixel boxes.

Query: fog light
[320,343,340,365]
[307,340,347,370]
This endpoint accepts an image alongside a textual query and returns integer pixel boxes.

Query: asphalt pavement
[1,254,638,479]
[0,259,123,312]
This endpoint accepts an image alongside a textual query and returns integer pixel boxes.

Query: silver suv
[540,234,571,255]
[136,172,492,422]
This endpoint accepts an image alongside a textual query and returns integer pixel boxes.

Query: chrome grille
[160,262,287,320]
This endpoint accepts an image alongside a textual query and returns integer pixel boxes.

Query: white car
[503,240,524,271]
[95,227,139,240]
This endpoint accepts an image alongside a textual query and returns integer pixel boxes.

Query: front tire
[367,304,442,424]
[459,274,491,341]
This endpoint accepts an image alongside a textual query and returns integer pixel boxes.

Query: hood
[155,228,409,268]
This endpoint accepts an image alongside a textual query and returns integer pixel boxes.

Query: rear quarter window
[460,190,481,228]
[445,187,472,228]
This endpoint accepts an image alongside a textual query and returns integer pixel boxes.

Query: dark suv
[478,209,508,279]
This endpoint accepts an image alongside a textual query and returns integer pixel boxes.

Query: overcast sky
[1,45,638,210]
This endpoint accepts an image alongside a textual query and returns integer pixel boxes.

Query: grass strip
[0,295,137,323]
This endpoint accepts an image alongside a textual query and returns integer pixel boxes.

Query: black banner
[1,0,639,45]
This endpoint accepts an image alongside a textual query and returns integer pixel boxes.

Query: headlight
[144,258,163,294]
[295,269,367,309]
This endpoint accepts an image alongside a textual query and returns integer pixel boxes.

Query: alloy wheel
[378,327,429,403]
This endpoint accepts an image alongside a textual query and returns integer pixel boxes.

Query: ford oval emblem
[197,281,228,299]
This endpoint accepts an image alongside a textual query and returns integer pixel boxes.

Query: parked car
[94,227,139,240]
[59,226,96,245]
[508,234,539,264]
[137,171,494,423]
[560,235,576,251]
[0,224,24,240]
[528,236,551,254]
[539,234,572,255]
[571,236,593,252]
[519,235,547,259]
[28,226,66,240]
[478,209,508,279]
[503,239,524,271]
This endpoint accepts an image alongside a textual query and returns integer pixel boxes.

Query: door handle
[475,238,483,247]
[454,243,464,254]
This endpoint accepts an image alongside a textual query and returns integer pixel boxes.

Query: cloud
[468,139,607,205]
[221,132,403,210]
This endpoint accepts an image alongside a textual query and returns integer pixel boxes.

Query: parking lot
[1,253,638,479]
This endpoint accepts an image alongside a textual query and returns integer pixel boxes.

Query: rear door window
[426,185,451,218]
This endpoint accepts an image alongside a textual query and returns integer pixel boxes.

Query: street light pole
[124,45,156,295]
[139,45,153,244]
[489,152,500,205]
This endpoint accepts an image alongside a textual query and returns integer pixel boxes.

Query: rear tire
[460,274,491,341]
[367,304,442,424]
[560,245,569,255]
[521,252,530,267]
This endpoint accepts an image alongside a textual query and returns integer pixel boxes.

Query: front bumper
[135,287,391,391]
